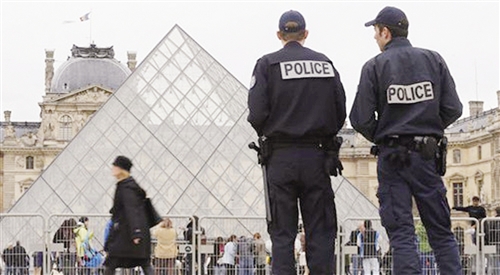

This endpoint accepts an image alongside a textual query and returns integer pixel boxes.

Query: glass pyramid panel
[3,25,382,251]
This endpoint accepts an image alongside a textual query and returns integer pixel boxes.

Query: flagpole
[89,10,93,44]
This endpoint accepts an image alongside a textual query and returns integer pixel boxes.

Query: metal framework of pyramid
[3,25,380,249]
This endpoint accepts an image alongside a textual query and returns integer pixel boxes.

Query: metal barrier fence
[46,214,194,275]
[340,217,480,275]
[197,216,270,275]
[2,214,499,275]
[0,214,46,275]
[481,217,500,275]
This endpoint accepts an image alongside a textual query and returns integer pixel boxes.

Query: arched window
[59,115,73,140]
[453,149,461,164]
[26,156,34,170]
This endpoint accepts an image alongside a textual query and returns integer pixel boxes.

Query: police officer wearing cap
[350,6,462,275]
[248,10,346,275]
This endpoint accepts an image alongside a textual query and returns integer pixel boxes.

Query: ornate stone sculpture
[45,49,55,92]
[20,132,37,147]
[42,122,55,140]
[3,124,18,146]
[41,109,55,140]
[71,44,114,59]
[4,124,15,138]
[453,149,461,164]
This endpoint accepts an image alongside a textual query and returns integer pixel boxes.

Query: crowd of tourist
[1,216,271,275]
[4,197,500,275]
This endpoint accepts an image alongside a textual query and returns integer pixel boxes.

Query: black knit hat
[112,156,132,172]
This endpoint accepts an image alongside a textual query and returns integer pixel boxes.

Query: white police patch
[280,60,335,80]
[387,81,434,104]
[249,75,256,89]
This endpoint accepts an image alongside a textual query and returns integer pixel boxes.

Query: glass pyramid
[4,25,380,245]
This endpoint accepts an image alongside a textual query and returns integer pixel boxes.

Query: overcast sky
[1,1,499,123]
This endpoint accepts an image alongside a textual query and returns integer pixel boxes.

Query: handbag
[145,198,162,228]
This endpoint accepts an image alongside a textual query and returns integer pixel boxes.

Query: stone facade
[0,45,132,211]
[445,94,500,214]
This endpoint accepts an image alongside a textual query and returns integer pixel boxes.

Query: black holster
[380,136,445,174]
[257,136,271,165]
[436,136,448,176]
[414,136,439,161]
[324,136,344,177]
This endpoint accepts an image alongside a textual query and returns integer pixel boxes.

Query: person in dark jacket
[357,220,380,275]
[104,156,153,275]
[453,196,487,224]
[53,219,77,251]
[349,6,462,275]
[247,10,346,275]
[2,243,15,275]
[53,219,78,275]
[453,196,486,245]
[346,226,362,275]
[12,241,29,275]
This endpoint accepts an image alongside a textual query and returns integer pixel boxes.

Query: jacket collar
[117,176,133,185]
[384,37,412,51]
[284,41,303,48]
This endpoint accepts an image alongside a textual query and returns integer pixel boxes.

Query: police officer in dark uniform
[247,10,346,275]
[350,6,462,275]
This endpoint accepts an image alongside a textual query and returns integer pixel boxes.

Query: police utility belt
[268,136,335,149]
[370,135,448,176]
[257,136,340,159]
[255,136,344,177]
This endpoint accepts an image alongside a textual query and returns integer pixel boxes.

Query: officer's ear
[382,26,392,40]
[276,31,283,41]
[303,30,309,40]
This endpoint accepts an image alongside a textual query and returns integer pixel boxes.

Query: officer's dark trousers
[267,147,336,275]
[377,146,462,275]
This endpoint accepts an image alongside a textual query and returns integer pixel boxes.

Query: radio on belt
[280,60,335,79]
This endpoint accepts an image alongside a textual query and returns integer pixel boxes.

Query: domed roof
[50,44,130,94]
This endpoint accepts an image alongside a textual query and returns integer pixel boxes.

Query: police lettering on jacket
[247,42,347,139]
[280,60,335,79]
[349,37,463,143]
[387,81,433,104]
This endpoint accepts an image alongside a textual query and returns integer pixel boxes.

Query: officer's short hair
[279,22,306,41]
[376,23,408,38]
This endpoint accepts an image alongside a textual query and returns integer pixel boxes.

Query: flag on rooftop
[80,12,91,22]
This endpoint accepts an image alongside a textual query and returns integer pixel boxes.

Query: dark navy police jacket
[349,37,462,143]
[247,41,346,139]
